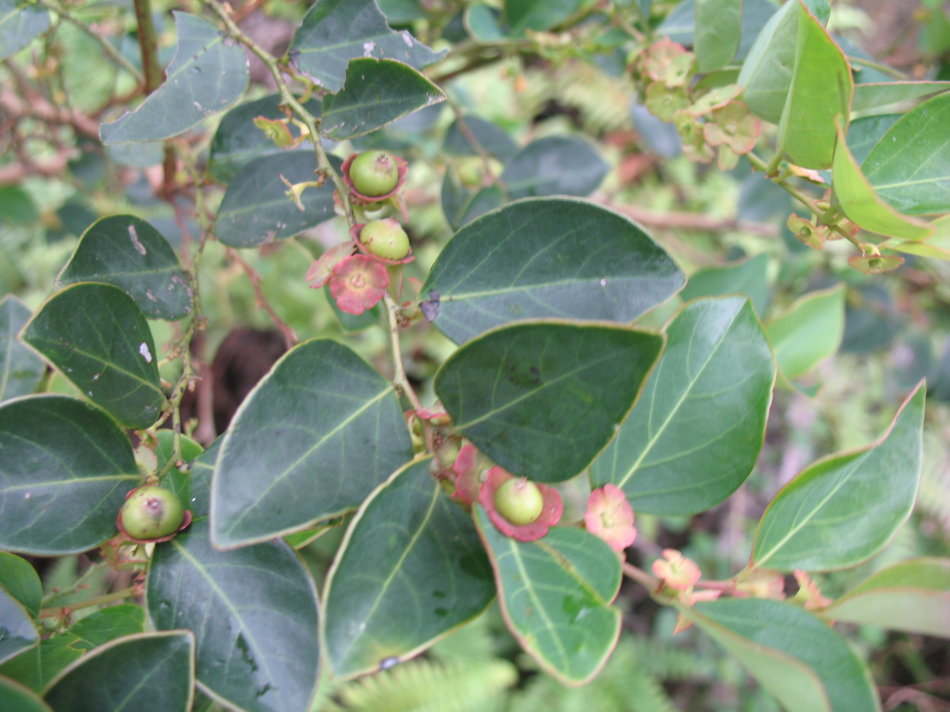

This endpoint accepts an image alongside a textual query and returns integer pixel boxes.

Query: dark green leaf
[0,676,51,712]
[0,587,36,665]
[851,82,950,115]
[148,520,319,712]
[422,198,684,344]
[0,296,44,402]
[695,0,742,72]
[0,0,49,61]
[175,438,218,520]
[443,116,518,161]
[289,0,444,93]
[56,216,192,320]
[440,170,505,231]
[0,395,137,555]
[214,152,340,248]
[323,459,494,679]
[320,59,446,140]
[44,632,195,712]
[211,339,412,548]
[500,137,607,199]
[846,114,901,166]
[679,254,770,317]
[436,322,663,483]
[765,284,844,379]
[752,382,925,571]
[0,553,41,616]
[504,0,592,35]
[475,507,621,685]
[685,598,879,712]
[590,298,775,514]
[100,12,248,144]
[22,283,166,428]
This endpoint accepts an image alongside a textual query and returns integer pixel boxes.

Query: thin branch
[603,199,779,237]
[227,248,299,349]
[384,295,423,412]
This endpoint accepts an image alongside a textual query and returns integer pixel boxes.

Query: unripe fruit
[118,486,185,541]
[349,151,400,196]
[493,478,544,525]
[360,219,410,260]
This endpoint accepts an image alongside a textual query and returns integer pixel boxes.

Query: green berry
[361,219,410,260]
[119,486,185,540]
[494,478,544,526]
[349,151,400,196]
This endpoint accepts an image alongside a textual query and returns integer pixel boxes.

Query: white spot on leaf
[128,224,147,255]
[139,343,153,363]
[362,40,376,56]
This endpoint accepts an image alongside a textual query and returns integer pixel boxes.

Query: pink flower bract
[479,466,562,542]
[585,484,637,552]
[652,549,701,592]
[329,254,389,315]
[452,443,481,504]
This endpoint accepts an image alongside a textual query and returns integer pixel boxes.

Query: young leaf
[695,0,742,72]
[435,322,663,483]
[56,215,192,320]
[0,296,44,402]
[323,459,495,679]
[100,13,248,144]
[21,283,166,429]
[590,297,775,515]
[0,0,49,61]
[765,283,844,380]
[211,339,412,548]
[148,520,320,712]
[0,586,36,666]
[500,137,608,199]
[752,381,925,571]
[474,507,622,685]
[0,395,138,555]
[422,198,684,344]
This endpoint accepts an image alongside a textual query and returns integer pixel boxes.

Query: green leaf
[590,298,775,515]
[862,91,950,216]
[500,137,607,200]
[737,0,800,124]
[0,1,49,61]
[474,507,621,685]
[0,553,41,616]
[846,114,901,166]
[421,198,684,344]
[765,283,844,380]
[679,253,770,317]
[100,12,248,144]
[323,459,495,679]
[440,171,504,231]
[443,116,518,161]
[0,676,51,712]
[44,632,195,712]
[465,4,506,41]
[0,587,36,666]
[851,82,950,115]
[56,216,192,320]
[684,598,880,712]
[885,214,950,261]
[211,339,412,548]
[435,322,663,483]
[824,558,950,637]
[695,0,742,72]
[22,283,166,428]
[320,58,446,140]
[0,296,44,402]
[214,152,341,248]
[831,119,934,240]
[289,0,444,93]
[752,382,925,571]
[0,395,137,555]
[659,0,779,63]
[148,520,319,712]
[776,1,852,169]
[208,94,323,183]
[504,0,592,35]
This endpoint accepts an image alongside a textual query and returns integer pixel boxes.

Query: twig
[227,248,299,349]
[604,200,778,237]
[384,295,423,412]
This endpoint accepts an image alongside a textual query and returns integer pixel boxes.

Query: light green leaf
[851,82,950,115]
[659,0,780,63]
[0,296,44,402]
[590,298,775,514]
[679,253,771,317]
[475,507,621,685]
[0,587,36,666]
[737,0,800,123]
[765,283,844,380]
[323,459,495,679]
[885,214,950,260]
[0,553,41,617]
[0,0,49,61]
[0,676,51,712]
[435,322,663,483]
[500,137,608,200]
[100,13,248,144]
[695,0,742,72]
[752,382,925,571]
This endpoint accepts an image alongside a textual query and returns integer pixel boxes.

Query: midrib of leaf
[504,543,568,669]
[64,264,181,280]
[30,335,162,398]
[295,32,399,56]
[112,642,181,712]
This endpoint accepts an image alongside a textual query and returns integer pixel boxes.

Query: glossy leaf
[422,198,684,344]
[56,215,192,320]
[289,0,444,93]
[474,507,621,685]
[443,116,518,161]
[214,152,341,248]
[765,284,844,380]
[679,253,770,317]
[753,382,925,571]
[22,283,166,428]
[100,13,248,144]
[0,553,41,616]
[695,0,741,72]
[832,119,933,240]
[0,676,51,712]
[590,298,774,514]
[862,91,950,216]
[211,339,412,548]
[504,0,592,34]
[685,598,880,712]
[0,0,49,61]
[320,58,446,140]
[824,558,950,637]
[0,587,36,665]
[44,632,195,712]
[0,296,43,402]
[435,322,663,483]
[0,395,137,555]
[323,459,495,679]
[851,82,950,115]
[148,520,319,712]
[500,137,607,200]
